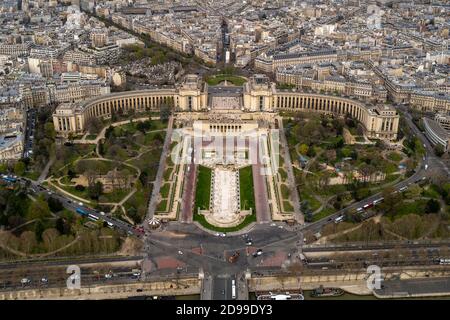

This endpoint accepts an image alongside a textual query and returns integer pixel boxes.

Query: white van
[334,215,344,224]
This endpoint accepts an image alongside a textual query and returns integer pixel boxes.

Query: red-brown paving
[258,252,288,267]
[191,247,202,255]
[155,256,186,269]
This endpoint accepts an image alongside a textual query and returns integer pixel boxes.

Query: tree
[160,104,171,122]
[405,184,421,199]
[14,161,26,176]
[298,144,309,155]
[20,231,37,254]
[68,132,75,143]
[48,197,63,213]
[381,186,401,214]
[42,228,60,251]
[434,144,444,157]
[75,184,85,191]
[27,198,51,220]
[44,122,56,140]
[0,163,8,173]
[425,199,440,213]
[55,218,71,235]
[85,117,103,134]
[88,181,103,200]
[34,220,45,242]
[136,120,152,134]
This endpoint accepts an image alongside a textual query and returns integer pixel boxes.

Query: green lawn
[312,207,336,222]
[194,166,212,211]
[99,189,129,203]
[422,185,441,199]
[278,167,288,181]
[205,75,247,86]
[384,163,398,174]
[163,167,173,181]
[280,184,291,200]
[156,199,167,212]
[299,190,322,212]
[387,151,403,162]
[160,183,170,198]
[385,174,401,183]
[391,199,428,218]
[194,212,256,233]
[23,170,41,181]
[283,201,294,212]
[239,166,255,211]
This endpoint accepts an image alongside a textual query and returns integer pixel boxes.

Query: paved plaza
[211,96,241,110]
[211,167,240,224]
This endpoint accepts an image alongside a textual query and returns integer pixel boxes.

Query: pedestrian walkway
[146,116,174,223]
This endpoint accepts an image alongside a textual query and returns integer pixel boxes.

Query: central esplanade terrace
[53,74,399,141]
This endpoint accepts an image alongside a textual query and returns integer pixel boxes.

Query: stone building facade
[53,74,399,141]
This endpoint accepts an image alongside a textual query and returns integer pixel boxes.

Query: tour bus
[231,280,236,299]
[88,213,99,221]
[76,208,87,216]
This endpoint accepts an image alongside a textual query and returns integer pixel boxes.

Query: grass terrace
[205,75,247,86]
[194,165,212,211]
[239,166,255,211]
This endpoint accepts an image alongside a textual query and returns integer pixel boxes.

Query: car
[228,252,240,263]
[21,278,31,285]
[78,202,83,206]
[178,250,183,255]
[104,273,113,279]
[246,240,253,246]
[40,277,48,284]
[132,270,141,278]
[100,211,105,216]
[220,233,226,237]
[215,232,220,237]
[363,203,373,210]
[270,223,276,227]
[135,226,145,234]
[373,198,384,205]
[256,249,263,256]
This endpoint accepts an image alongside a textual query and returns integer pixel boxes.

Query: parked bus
[231,280,236,299]
[334,215,344,224]
[88,213,99,221]
[76,208,87,216]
